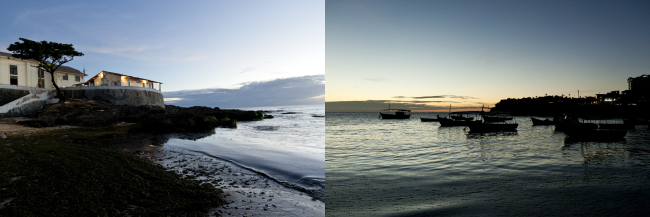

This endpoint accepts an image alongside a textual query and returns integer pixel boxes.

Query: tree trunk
[49,71,62,98]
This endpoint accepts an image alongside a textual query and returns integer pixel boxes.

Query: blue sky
[326,0,650,112]
[0,0,324,108]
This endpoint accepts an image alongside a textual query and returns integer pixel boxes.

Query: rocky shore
[15,99,265,133]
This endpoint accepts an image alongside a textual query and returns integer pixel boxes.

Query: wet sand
[0,118,78,136]
[114,139,325,217]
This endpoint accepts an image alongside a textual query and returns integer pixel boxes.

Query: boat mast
[448,104,451,116]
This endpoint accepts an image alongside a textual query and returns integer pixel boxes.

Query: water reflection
[327,113,650,216]
[466,131,518,140]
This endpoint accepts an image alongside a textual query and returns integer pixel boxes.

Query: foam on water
[164,104,325,201]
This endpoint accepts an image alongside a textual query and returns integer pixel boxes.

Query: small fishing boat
[597,123,635,130]
[439,118,481,126]
[468,122,519,132]
[438,105,477,125]
[451,115,474,121]
[564,129,627,140]
[554,115,597,131]
[578,117,634,130]
[420,115,447,122]
[531,117,554,125]
[623,119,649,125]
[379,104,410,119]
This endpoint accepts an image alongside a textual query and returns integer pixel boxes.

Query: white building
[0,51,86,89]
[85,71,162,91]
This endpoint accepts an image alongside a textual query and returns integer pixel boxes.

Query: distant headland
[491,74,650,117]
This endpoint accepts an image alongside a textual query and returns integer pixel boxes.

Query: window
[75,76,80,82]
[38,69,45,88]
[10,65,18,85]
[63,74,68,80]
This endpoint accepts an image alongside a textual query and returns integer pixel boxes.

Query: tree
[7,38,84,97]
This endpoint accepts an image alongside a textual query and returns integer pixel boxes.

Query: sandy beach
[0,118,76,136]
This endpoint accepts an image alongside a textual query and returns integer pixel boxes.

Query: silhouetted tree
[7,38,84,97]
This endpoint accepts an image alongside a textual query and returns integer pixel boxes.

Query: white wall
[0,57,82,89]
[54,72,84,88]
[0,58,39,86]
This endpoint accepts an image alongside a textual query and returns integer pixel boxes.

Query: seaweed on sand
[0,126,225,216]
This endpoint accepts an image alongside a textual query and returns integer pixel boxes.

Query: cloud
[239,62,274,74]
[364,77,388,82]
[239,66,257,74]
[325,100,484,112]
[163,75,324,108]
[80,45,161,60]
[397,95,479,100]
[182,55,202,61]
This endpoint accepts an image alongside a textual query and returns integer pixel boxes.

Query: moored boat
[420,115,448,122]
[564,129,627,140]
[439,118,481,126]
[379,105,410,119]
[439,111,481,126]
[623,119,649,125]
[598,123,635,130]
[468,122,518,132]
[531,117,554,125]
[554,115,597,131]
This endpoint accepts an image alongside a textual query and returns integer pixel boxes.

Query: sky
[326,0,650,112]
[0,0,324,108]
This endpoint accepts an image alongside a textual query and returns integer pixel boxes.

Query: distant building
[0,51,86,89]
[626,74,650,104]
[84,71,162,91]
[596,91,621,105]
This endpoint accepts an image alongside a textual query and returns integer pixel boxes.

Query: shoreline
[0,121,324,216]
[109,131,325,216]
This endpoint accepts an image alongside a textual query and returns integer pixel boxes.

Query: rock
[16,99,263,133]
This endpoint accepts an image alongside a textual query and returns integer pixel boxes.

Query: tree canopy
[7,38,84,96]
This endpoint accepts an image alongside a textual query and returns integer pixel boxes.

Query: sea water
[164,104,325,201]
[326,112,650,216]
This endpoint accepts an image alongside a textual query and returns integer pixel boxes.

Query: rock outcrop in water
[16,99,265,133]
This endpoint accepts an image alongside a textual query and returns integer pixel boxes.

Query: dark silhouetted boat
[564,129,627,140]
[624,119,649,125]
[469,112,518,132]
[531,117,554,125]
[468,122,519,132]
[450,113,474,121]
[554,115,597,131]
[420,115,447,122]
[598,123,635,130]
[439,111,481,126]
[379,105,410,119]
[574,116,634,130]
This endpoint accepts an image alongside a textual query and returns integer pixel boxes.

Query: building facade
[0,51,86,89]
[85,71,162,91]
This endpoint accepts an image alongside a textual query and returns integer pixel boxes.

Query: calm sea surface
[165,104,325,200]
[326,112,650,216]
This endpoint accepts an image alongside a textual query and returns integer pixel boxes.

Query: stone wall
[61,86,164,108]
[0,100,46,118]
[0,86,30,106]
